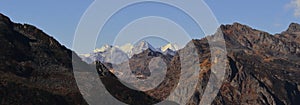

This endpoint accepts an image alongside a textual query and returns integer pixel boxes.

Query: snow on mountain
[80,47,129,64]
[158,43,180,56]
[130,40,157,57]
[79,52,104,64]
[160,43,180,52]
[79,41,180,64]
[116,43,134,55]
[81,44,114,63]
[161,48,176,55]
[93,44,112,53]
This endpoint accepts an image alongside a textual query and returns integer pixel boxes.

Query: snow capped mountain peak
[160,43,180,52]
[80,41,181,64]
[116,43,134,53]
[93,44,112,53]
[132,40,157,54]
[136,40,149,46]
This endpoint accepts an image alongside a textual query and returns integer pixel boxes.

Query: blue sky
[0,0,299,54]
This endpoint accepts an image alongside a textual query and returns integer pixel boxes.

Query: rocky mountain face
[1,12,300,105]
[185,23,300,105]
[95,23,300,105]
[275,23,300,46]
[0,13,89,105]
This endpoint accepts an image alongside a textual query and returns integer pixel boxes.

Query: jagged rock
[184,23,300,105]
[285,23,300,33]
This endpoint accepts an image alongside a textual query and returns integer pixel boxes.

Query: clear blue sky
[0,0,299,53]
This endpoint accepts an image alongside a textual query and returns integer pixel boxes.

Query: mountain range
[0,13,300,105]
[79,41,179,64]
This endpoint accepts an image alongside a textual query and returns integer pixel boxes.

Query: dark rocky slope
[0,13,89,105]
[184,23,300,105]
